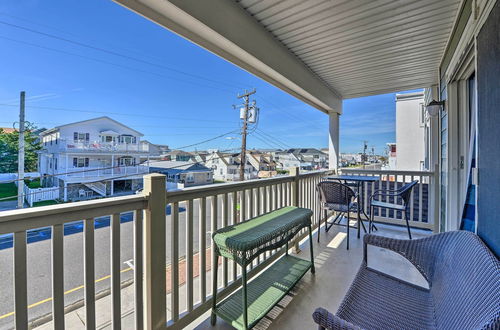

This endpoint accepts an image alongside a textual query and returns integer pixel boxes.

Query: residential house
[288,148,328,169]
[146,160,213,187]
[139,141,169,162]
[38,116,150,201]
[205,151,257,181]
[246,151,277,178]
[162,149,194,162]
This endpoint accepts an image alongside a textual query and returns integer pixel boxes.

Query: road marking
[124,259,134,269]
[0,267,133,320]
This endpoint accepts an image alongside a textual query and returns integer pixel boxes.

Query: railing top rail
[340,168,434,176]
[166,170,331,203]
[0,194,148,235]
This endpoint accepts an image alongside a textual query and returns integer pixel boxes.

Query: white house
[393,91,431,171]
[39,116,150,201]
[204,151,257,181]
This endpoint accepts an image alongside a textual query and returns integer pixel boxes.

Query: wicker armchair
[317,181,357,249]
[313,231,500,330]
[369,180,418,239]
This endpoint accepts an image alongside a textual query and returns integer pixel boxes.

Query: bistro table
[323,175,379,237]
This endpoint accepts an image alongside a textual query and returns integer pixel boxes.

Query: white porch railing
[0,168,436,329]
[339,168,439,232]
[62,165,149,179]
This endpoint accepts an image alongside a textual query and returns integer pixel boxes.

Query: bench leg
[308,224,315,274]
[210,252,218,326]
[242,261,248,330]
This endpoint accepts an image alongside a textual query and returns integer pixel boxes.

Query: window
[54,158,58,170]
[119,135,136,144]
[74,132,89,143]
[102,135,114,143]
[186,173,194,182]
[73,157,89,167]
[119,157,135,166]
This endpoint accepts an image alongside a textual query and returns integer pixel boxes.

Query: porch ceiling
[114,0,461,112]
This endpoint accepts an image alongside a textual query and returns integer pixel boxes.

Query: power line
[0,20,247,91]
[172,130,240,150]
[0,35,238,95]
[255,129,292,149]
[0,103,237,124]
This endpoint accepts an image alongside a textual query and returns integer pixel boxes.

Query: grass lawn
[33,200,59,207]
[25,179,42,189]
[0,183,17,200]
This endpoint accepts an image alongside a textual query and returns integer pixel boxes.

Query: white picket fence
[13,181,60,207]
[23,185,59,207]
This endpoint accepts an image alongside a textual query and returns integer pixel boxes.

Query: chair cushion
[370,200,406,211]
[336,266,437,330]
[324,202,358,212]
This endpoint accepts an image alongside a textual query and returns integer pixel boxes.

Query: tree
[0,128,42,173]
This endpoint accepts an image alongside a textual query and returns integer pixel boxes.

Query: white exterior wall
[395,92,426,171]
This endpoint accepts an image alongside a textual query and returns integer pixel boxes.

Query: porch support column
[328,111,340,172]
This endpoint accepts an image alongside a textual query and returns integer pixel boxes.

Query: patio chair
[369,180,418,239]
[312,231,500,330]
[317,181,357,249]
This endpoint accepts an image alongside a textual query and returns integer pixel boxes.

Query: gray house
[146,161,213,187]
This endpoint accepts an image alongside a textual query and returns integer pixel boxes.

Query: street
[0,197,227,329]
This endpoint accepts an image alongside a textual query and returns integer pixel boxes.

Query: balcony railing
[0,168,436,329]
[60,165,150,179]
[50,139,149,153]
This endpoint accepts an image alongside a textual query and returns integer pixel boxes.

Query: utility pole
[236,89,256,181]
[17,91,26,209]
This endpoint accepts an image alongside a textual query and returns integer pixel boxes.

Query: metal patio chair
[317,181,357,249]
[369,180,418,239]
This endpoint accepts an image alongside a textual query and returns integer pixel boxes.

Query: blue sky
[0,0,414,154]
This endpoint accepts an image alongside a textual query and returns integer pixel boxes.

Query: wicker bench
[211,206,315,330]
[313,231,500,330]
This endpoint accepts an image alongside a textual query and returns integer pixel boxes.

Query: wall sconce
[426,100,445,117]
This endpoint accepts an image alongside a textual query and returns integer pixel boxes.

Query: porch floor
[190,221,430,330]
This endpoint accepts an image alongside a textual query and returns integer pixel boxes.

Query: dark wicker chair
[313,231,500,330]
[317,181,357,249]
[369,180,418,239]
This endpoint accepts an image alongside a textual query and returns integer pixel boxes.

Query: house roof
[0,127,16,134]
[146,160,210,172]
[40,116,144,136]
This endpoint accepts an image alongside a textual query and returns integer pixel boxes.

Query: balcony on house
[1,0,499,329]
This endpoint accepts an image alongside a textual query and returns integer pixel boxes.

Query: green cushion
[213,206,312,253]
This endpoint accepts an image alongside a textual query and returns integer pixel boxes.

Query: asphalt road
[0,197,227,329]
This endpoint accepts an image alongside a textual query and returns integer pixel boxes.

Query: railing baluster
[410,175,415,222]
[272,184,277,210]
[222,193,229,286]
[240,190,246,222]
[231,192,237,282]
[52,224,65,329]
[186,199,194,312]
[211,195,218,291]
[133,210,143,329]
[111,213,121,330]
[418,176,423,222]
[199,197,207,303]
[84,218,96,329]
[171,202,179,322]
[248,188,254,219]
[14,231,27,330]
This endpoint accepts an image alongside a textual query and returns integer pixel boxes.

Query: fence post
[142,174,167,329]
[431,164,440,233]
[290,167,301,253]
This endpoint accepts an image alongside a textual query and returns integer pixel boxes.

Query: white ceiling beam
[113,0,342,114]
